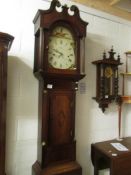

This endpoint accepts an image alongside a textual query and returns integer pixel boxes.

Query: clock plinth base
[32,161,82,175]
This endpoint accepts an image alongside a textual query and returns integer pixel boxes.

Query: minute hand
[52,48,63,56]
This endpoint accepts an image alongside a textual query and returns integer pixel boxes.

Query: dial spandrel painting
[48,26,76,69]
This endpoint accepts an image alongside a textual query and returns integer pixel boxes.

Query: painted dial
[48,26,76,69]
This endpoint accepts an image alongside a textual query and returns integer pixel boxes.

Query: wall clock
[32,0,88,175]
[92,47,122,112]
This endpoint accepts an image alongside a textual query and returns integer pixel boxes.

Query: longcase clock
[32,0,88,175]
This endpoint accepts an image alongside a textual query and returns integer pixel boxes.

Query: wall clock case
[92,47,122,112]
[32,0,88,175]
[0,32,14,175]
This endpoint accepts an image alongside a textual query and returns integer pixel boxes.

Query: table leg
[110,160,116,175]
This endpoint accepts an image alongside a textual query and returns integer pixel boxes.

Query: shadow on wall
[6,56,38,175]
[76,33,123,175]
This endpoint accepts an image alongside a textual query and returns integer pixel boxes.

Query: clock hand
[52,48,63,56]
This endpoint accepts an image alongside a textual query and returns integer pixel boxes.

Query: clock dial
[105,66,113,78]
[48,26,76,69]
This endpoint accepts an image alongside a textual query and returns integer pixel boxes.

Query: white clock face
[48,26,76,69]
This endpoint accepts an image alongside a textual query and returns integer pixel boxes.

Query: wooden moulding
[72,0,131,21]
[32,161,82,175]
[0,32,14,50]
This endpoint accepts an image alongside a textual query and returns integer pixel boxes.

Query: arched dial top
[48,26,76,70]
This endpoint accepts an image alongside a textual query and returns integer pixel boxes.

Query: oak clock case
[92,47,122,112]
[0,32,14,175]
[32,0,88,175]
[33,2,87,81]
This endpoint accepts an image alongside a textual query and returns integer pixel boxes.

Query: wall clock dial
[105,66,113,78]
[48,26,76,69]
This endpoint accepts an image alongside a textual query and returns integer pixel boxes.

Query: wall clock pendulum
[32,0,88,175]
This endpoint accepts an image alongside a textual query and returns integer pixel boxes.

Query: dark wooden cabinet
[32,0,88,174]
[91,137,131,175]
[0,32,14,175]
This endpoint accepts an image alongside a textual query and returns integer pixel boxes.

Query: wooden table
[91,137,131,175]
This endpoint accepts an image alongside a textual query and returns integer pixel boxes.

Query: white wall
[0,0,131,175]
